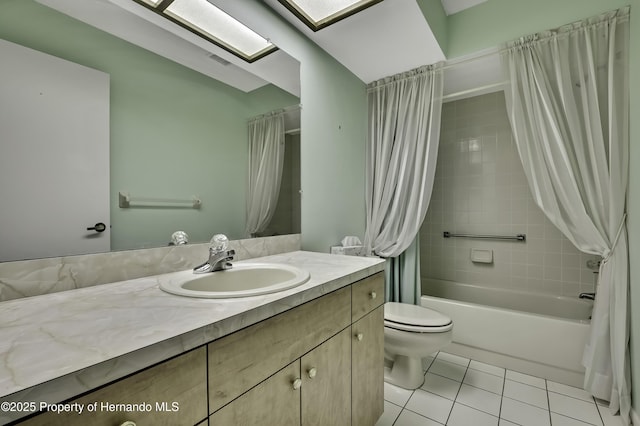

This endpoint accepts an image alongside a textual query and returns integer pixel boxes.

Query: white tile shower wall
[421,92,599,297]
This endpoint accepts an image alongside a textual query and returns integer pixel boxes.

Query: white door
[0,39,110,262]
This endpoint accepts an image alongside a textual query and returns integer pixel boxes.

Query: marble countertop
[0,251,384,423]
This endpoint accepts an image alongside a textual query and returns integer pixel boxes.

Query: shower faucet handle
[579,292,595,300]
[586,259,601,270]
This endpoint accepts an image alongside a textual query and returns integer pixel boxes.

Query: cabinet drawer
[208,286,351,413]
[351,272,384,322]
[20,347,207,426]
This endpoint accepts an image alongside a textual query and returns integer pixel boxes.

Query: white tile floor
[377,352,622,426]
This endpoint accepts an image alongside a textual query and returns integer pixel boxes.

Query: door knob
[356,333,364,341]
[87,222,107,232]
[292,378,302,390]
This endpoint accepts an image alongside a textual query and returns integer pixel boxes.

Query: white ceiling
[262,0,502,99]
[37,0,498,100]
[442,47,506,102]
[264,0,446,84]
[36,0,301,96]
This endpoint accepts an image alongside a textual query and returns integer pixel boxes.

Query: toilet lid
[384,302,452,328]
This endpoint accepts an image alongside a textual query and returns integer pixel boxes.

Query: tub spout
[579,292,595,300]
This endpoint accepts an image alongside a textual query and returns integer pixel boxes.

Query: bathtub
[421,278,594,387]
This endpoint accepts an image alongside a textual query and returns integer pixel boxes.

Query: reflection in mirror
[245,107,301,239]
[264,130,302,237]
[0,0,301,262]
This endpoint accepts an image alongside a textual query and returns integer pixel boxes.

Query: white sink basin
[160,263,310,298]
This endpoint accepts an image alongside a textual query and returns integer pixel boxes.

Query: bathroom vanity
[0,251,385,425]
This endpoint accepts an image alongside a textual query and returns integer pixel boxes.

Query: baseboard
[632,407,639,425]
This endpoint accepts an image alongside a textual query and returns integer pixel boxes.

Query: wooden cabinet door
[301,328,351,426]
[208,286,350,413]
[209,361,301,426]
[352,306,384,426]
[20,348,207,426]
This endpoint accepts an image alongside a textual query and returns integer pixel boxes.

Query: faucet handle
[209,234,229,253]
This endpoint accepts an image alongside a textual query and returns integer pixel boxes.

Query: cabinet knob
[370,291,377,299]
[307,367,317,379]
[356,333,364,341]
[292,378,302,390]
[119,422,137,426]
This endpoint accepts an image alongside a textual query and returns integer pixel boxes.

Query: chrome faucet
[579,292,595,300]
[193,234,235,274]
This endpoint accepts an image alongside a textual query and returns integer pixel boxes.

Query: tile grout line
[545,379,553,426]
[498,368,507,422]
[467,363,507,380]
[389,388,415,426]
[505,373,547,390]
[445,358,470,425]
[384,396,403,426]
[428,351,453,425]
[547,389,602,405]
[385,353,605,426]
[546,384,606,426]
[593,396,606,426]
[390,353,443,426]
[502,393,603,425]
[453,400,502,421]
[400,406,447,425]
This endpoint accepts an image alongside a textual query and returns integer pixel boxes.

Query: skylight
[132,0,276,62]
[137,0,163,6]
[278,0,383,31]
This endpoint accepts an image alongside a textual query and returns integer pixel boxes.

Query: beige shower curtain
[503,8,631,423]
[363,64,443,304]
[244,112,285,237]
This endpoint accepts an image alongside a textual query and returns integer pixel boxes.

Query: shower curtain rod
[437,47,510,100]
[442,81,509,101]
[439,46,504,71]
[248,104,302,122]
[282,103,302,112]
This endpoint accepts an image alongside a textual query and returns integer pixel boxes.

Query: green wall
[416,0,449,54]
[217,1,368,253]
[446,0,630,57]
[298,48,367,252]
[628,0,640,418]
[0,0,298,250]
[446,0,638,416]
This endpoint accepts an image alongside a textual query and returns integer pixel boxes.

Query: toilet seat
[384,302,453,333]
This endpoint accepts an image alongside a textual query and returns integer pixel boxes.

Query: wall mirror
[0,0,301,262]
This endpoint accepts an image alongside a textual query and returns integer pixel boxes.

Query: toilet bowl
[384,302,453,389]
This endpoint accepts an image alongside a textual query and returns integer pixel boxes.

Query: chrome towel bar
[119,192,201,209]
[443,232,526,242]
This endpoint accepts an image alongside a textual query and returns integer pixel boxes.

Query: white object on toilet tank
[470,248,493,264]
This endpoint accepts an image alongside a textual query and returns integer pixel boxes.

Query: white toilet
[384,302,453,389]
